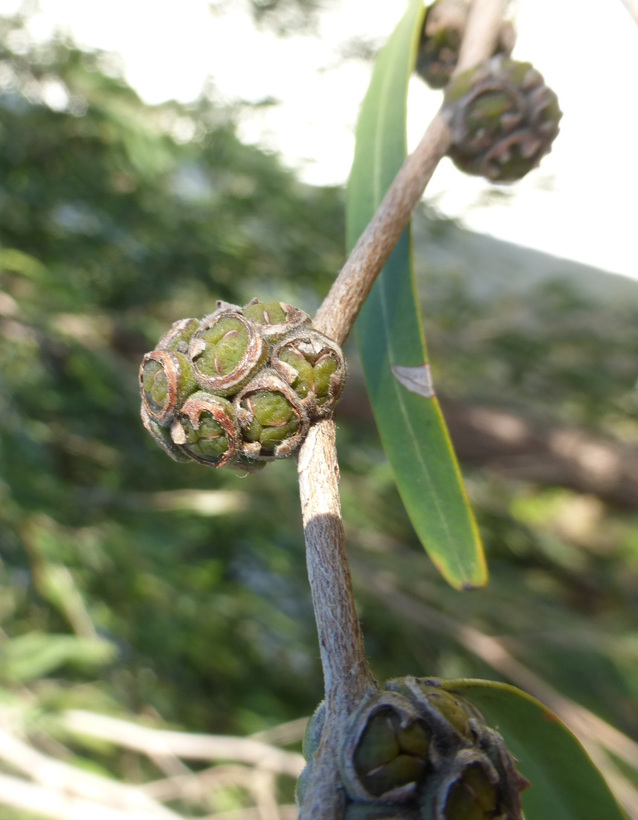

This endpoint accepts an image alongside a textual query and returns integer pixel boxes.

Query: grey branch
[313,0,510,348]
[298,2,511,819]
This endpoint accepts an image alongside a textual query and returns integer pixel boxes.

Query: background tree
[1,3,638,818]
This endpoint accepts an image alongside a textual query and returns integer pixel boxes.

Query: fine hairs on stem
[296,1,511,818]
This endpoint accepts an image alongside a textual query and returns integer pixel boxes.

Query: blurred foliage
[243,0,329,35]
[1,6,638,817]
[0,9,342,738]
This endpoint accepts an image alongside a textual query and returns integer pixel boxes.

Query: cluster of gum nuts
[299,677,529,820]
[140,299,346,472]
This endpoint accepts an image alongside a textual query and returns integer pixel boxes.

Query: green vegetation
[1,6,638,818]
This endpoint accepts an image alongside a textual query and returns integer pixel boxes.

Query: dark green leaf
[347,0,486,588]
[441,679,628,820]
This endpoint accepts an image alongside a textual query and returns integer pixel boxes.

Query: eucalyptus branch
[297,1,511,818]
[314,0,510,347]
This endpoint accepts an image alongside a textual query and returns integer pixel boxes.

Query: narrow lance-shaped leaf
[439,679,628,820]
[347,0,486,588]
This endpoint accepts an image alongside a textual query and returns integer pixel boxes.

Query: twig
[297,419,377,820]
[64,710,304,778]
[297,420,376,707]
[313,0,510,348]
[144,763,255,802]
[312,114,450,346]
[0,727,180,818]
[249,718,308,747]
[146,763,282,818]
[298,2,511,817]
[455,0,509,73]
[0,772,184,820]
[249,768,281,820]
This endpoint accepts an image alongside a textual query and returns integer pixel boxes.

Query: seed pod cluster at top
[443,55,562,183]
[416,0,515,90]
[298,677,529,819]
[140,299,346,472]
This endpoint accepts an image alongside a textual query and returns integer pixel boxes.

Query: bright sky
[4,0,638,281]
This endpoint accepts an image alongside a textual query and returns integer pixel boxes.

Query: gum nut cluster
[416,0,515,90]
[443,55,562,183]
[139,299,346,472]
[297,677,529,820]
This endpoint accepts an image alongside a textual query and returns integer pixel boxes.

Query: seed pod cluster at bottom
[140,299,346,472]
[298,677,529,820]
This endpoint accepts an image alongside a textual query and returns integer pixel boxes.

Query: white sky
[3,0,638,281]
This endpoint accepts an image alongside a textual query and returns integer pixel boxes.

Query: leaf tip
[436,559,489,591]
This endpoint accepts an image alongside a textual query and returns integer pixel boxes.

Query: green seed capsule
[156,317,200,353]
[355,709,402,776]
[280,346,315,399]
[242,390,300,451]
[181,415,229,459]
[314,353,340,406]
[342,691,431,804]
[140,350,197,425]
[195,317,251,377]
[242,298,311,342]
[243,300,288,326]
[444,56,561,183]
[143,360,168,406]
[272,329,346,419]
[445,763,499,820]
[419,752,504,820]
[415,2,514,91]
[171,392,239,468]
[235,371,308,460]
[140,299,345,470]
[140,404,192,462]
[189,310,266,396]
[423,689,472,741]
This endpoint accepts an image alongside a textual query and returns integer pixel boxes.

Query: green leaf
[347,0,486,589]
[440,678,628,820]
